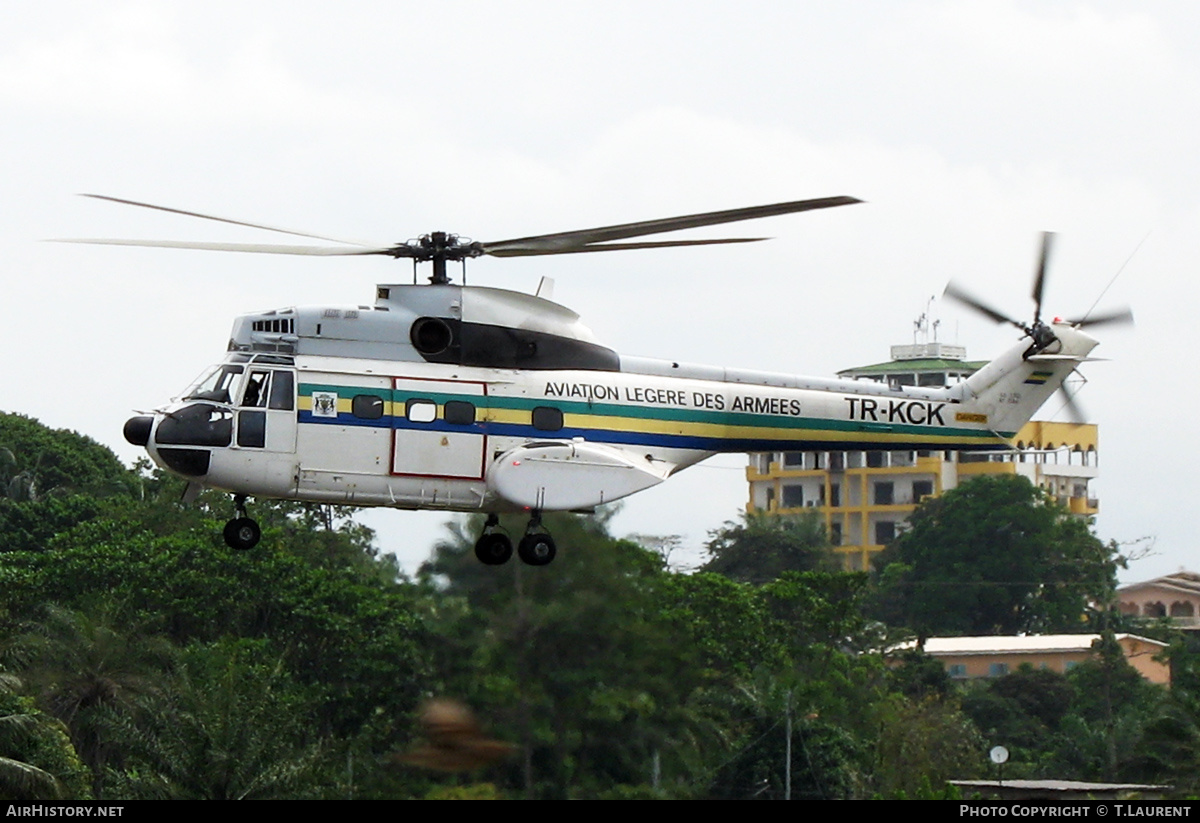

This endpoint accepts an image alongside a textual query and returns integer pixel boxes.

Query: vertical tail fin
[954,324,1099,436]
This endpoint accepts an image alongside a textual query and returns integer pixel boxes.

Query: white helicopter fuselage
[129,283,1099,516]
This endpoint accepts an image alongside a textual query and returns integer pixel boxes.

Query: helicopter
[63,194,1130,566]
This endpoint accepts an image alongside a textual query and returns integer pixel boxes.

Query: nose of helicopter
[123,415,154,447]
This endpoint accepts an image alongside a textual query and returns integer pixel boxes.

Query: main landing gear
[223,495,261,551]
[474,513,557,566]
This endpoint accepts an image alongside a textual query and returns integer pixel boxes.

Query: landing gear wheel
[474,532,513,565]
[518,532,557,566]
[223,517,261,551]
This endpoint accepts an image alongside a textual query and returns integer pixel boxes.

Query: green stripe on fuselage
[297,382,999,441]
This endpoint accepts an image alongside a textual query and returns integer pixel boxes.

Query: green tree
[9,605,177,796]
[421,512,717,798]
[873,695,985,798]
[0,413,135,501]
[101,640,325,800]
[872,475,1117,636]
[0,674,91,800]
[702,511,835,585]
[960,667,1075,777]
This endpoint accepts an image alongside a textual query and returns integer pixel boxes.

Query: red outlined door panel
[391,377,487,480]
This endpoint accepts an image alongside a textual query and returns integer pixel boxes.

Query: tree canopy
[702,510,835,585]
[871,474,1117,636]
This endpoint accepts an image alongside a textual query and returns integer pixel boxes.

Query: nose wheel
[223,495,261,551]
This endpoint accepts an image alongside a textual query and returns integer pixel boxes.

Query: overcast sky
[2,1,1196,579]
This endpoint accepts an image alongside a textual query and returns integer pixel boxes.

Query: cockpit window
[268,371,294,411]
[183,364,244,403]
[241,370,270,408]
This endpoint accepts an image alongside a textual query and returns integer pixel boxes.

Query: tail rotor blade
[944,281,1024,329]
[1057,384,1087,424]
[1064,307,1134,329]
[1031,231,1054,325]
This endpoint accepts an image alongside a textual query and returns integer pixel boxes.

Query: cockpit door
[391,378,486,479]
[235,368,297,453]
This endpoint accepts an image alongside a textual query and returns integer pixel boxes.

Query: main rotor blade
[1031,231,1054,324]
[483,237,766,257]
[53,238,408,256]
[80,194,380,247]
[478,196,861,256]
[1063,307,1134,329]
[944,281,1024,329]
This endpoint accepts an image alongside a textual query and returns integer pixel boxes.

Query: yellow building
[893,634,1170,686]
[746,340,1099,570]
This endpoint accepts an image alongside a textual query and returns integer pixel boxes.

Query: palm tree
[0,672,87,800]
[11,604,176,795]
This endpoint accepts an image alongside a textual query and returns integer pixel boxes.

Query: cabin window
[406,399,437,424]
[532,406,563,432]
[443,400,476,426]
[352,394,385,420]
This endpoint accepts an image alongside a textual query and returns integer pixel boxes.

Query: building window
[782,485,804,509]
[988,663,1009,677]
[867,451,885,468]
[874,482,894,505]
[829,483,840,507]
[783,451,803,467]
[875,521,896,545]
[913,480,933,500]
[947,664,967,679]
[830,522,842,544]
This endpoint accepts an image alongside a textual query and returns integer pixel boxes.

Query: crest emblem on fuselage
[312,391,339,418]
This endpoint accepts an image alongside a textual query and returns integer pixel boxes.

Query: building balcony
[1067,496,1100,515]
[957,462,1020,477]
